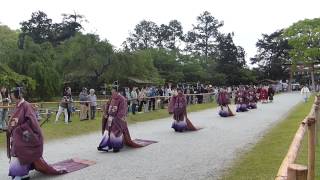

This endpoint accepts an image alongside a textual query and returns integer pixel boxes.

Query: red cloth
[34,157,95,174]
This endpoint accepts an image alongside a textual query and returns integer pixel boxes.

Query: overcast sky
[1,0,319,63]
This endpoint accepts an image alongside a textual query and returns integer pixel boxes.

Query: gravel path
[0,93,302,180]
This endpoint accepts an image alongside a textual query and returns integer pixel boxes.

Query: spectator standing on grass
[136,87,141,109]
[197,85,204,104]
[145,87,150,112]
[64,87,73,122]
[79,87,89,120]
[148,87,156,111]
[158,86,165,109]
[138,87,147,112]
[190,87,195,104]
[125,87,132,113]
[55,91,70,124]
[185,87,191,105]
[88,89,97,120]
[131,87,138,115]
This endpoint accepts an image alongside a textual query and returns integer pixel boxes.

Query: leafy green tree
[284,18,320,90]
[180,54,208,83]
[251,30,291,81]
[111,50,162,84]
[149,49,183,83]
[0,63,36,92]
[124,20,158,50]
[57,33,113,87]
[184,11,223,64]
[19,11,53,46]
[9,36,62,99]
[60,12,84,39]
[157,20,184,50]
[215,33,246,85]
[0,25,19,63]
[19,11,84,47]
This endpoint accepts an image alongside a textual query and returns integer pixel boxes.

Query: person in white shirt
[300,85,310,102]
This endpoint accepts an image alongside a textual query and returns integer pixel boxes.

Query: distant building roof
[258,79,277,84]
[128,77,153,84]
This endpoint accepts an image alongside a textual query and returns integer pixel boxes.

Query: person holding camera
[55,89,70,124]
[79,87,89,121]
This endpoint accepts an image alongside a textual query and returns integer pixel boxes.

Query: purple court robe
[217,91,234,117]
[8,99,68,177]
[102,93,127,136]
[99,93,127,150]
[168,94,187,121]
[235,89,249,112]
[217,91,230,106]
[168,93,198,131]
[8,99,44,165]
[99,93,156,149]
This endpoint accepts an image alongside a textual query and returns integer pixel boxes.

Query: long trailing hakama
[7,99,65,179]
[7,99,94,179]
[217,90,234,117]
[98,94,156,152]
[248,89,258,109]
[168,94,199,132]
[235,90,248,112]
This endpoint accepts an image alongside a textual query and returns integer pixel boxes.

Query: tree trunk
[310,63,316,92]
[288,65,293,92]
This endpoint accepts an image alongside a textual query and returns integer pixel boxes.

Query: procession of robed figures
[3,82,204,180]
[216,85,275,117]
[1,81,284,180]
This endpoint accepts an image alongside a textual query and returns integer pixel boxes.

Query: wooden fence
[275,95,319,180]
[0,93,215,126]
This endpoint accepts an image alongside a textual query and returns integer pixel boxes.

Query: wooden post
[275,120,308,180]
[287,164,308,180]
[316,96,320,119]
[307,117,316,180]
[288,65,293,92]
[45,108,49,117]
[88,103,91,120]
[314,105,319,145]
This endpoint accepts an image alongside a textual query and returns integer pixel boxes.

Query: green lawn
[221,96,318,180]
[0,102,217,149]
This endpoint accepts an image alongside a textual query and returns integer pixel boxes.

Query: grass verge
[221,96,318,180]
[0,102,217,149]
